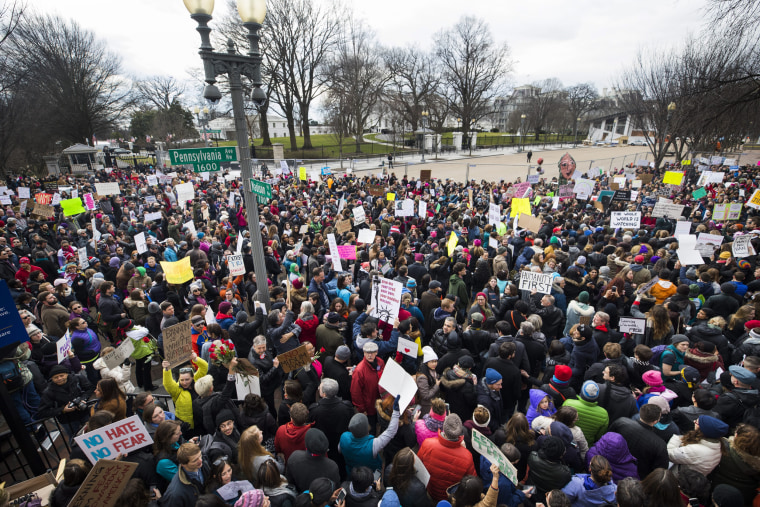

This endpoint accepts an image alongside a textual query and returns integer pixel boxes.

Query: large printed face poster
[558,152,577,184]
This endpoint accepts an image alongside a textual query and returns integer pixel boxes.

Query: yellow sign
[299,167,307,181]
[386,192,396,201]
[160,256,194,284]
[447,231,459,257]
[60,198,86,217]
[681,160,691,166]
[511,198,531,217]
[663,171,684,185]
[748,189,760,210]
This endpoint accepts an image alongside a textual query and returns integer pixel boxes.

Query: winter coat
[159,462,208,507]
[227,308,264,361]
[351,357,385,415]
[650,279,677,305]
[686,323,730,364]
[296,314,320,347]
[526,389,556,427]
[569,339,598,388]
[286,450,341,494]
[322,355,352,402]
[127,326,156,361]
[448,274,470,312]
[684,347,723,381]
[667,434,722,475]
[414,412,446,447]
[123,298,149,326]
[309,396,354,466]
[709,439,760,506]
[526,451,572,504]
[418,433,477,502]
[704,291,740,319]
[415,370,440,415]
[607,417,668,479]
[162,358,208,428]
[714,387,760,429]
[440,367,477,422]
[274,422,313,462]
[315,323,344,356]
[70,328,101,364]
[596,382,637,424]
[562,398,609,445]
[561,475,617,507]
[37,374,94,424]
[585,431,639,482]
[476,378,503,433]
[563,300,595,336]
[248,349,282,396]
[479,456,526,507]
[93,357,135,394]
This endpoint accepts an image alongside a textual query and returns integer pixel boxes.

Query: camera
[68,398,87,411]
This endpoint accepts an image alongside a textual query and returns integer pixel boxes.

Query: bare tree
[326,17,387,150]
[434,16,512,154]
[383,46,440,132]
[133,76,186,111]
[0,0,26,173]
[524,78,565,141]
[566,83,599,139]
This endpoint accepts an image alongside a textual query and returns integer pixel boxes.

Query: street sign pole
[230,77,271,310]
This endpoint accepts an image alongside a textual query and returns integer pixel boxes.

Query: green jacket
[563,398,609,445]
[448,274,470,311]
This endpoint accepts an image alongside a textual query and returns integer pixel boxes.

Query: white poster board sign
[357,229,376,244]
[610,211,641,229]
[74,415,154,464]
[370,276,404,323]
[489,203,501,226]
[228,254,246,276]
[677,235,704,265]
[652,201,685,219]
[134,232,147,254]
[378,359,418,412]
[235,374,261,400]
[353,206,366,225]
[733,236,756,258]
[518,271,553,295]
[619,317,646,335]
[56,332,72,364]
[94,183,121,196]
[397,337,419,358]
[103,339,135,369]
[695,233,723,258]
[327,233,343,272]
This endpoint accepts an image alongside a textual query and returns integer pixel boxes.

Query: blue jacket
[163,247,178,262]
[339,432,382,475]
[480,456,526,507]
[561,474,617,507]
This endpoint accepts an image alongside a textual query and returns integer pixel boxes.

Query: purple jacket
[586,431,639,481]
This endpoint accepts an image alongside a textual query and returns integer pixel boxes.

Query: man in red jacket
[274,402,313,463]
[418,413,477,501]
[351,341,385,433]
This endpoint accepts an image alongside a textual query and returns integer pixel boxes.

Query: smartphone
[373,470,382,482]
[521,486,535,495]
[336,488,346,504]
[445,403,450,415]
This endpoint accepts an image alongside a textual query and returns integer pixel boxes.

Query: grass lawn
[218,133,409,159]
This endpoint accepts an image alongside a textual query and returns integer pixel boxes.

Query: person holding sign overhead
[162,352,208,432]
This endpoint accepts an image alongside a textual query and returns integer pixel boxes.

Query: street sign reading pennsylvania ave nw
[169,147,237,172]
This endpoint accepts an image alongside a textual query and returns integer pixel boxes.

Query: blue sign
[0,280,28,351]
[730,165,739,170]
[321,166,332,176]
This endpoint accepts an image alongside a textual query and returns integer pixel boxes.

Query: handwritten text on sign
[74,415,153,464]
[471,428,518,485]
[619,317,646,335]
[518,271,553,295]
[163,319,193,367]
[67,459,139,507]
[276,344,312,373]
[610,211,641,229]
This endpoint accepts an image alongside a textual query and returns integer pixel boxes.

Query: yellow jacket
[163,358,208,428]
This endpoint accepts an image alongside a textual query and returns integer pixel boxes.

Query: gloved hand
[394,352,403,363]
[393,395,401,412]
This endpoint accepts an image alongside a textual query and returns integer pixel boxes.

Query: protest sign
[488,203,501,226]
[663,171,684,185]
[147,175,158,186]
[337,245,356,259]
[0,194,12,206]
[517,214,541,233]
[102,339,135,369]
[513,182,531,198]
[78,248,89,269]
[573,179,594,199]
[471,428,518,485]
[420,169,432,182]
[692,187,707,200]
[558,184,574,199]
[357,229,377,244]
[83,193,97,211]
[652,201,684,219]
[94,182,121,196]
[163,320,193,367]
[160,257,193,284]
[394,199,414,217]
[418,200,427,218]
[18,199,27,215]
[299,224,309,234]
[676,235,704,265]
[327,233,343,272]
[636,276,660,294]
[35,192,52,205]
[733,236,756,258]
[67,459,138,507]
[74,415,153,465]
[386,192,396,201]
[518,271,553,295]
[368,184,384,196]
[413,453,430,486]
[59,197,85,217]
[674,221,691,238]
[336,219,352,234]
[619,317,646,335]
[56,333,71,364]
[276,344,312,373]
[511,198,531,217]
[610,211,641,229]
[17,187,30,199]
[134,232,147,254]
[748,189,760,209]
[235,374,261,400]
[695,233,723,257]
[397,336,419,358]
[353,206,366,225]
[527,174,540,184]
[370,276,404,323]
[144,211,162,222]
[378,359,418,412]
[447,231,459,256]
[227,254,245,276]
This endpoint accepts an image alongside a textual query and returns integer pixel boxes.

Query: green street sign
[168,147,237,172]
[249,179,272,203]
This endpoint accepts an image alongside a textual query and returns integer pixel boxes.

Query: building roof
[62,143,97,154]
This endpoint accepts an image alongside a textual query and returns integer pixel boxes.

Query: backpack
[0,359,24,392]
[650,345,668,367]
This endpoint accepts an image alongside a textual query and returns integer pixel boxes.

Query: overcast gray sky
[32,0,710,96]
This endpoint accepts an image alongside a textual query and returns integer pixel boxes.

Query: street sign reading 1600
[169,147,237,173]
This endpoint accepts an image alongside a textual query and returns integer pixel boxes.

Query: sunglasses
[179,367,194,374]
[212,456,229,467]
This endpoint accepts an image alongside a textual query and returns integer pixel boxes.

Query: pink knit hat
[235,489,265,507]
[642,370,663,387]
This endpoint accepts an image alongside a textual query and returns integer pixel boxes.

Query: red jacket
[296,315,319,346]
[350,356,385,415]
[418,432,477,501]
[274,422,313,463]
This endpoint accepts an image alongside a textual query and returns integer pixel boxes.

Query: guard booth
[61,143,98,175]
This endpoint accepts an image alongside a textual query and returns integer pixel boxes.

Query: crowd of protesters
[1,154,759,507]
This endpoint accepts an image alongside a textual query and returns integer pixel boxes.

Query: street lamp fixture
[574,116,582,146]
[184,0,271,309]
[421,110,429,162]
[520,114,527,152]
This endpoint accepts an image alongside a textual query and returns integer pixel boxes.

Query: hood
[569,300,595,316]
[93,358,108,371]
[284,422,312,439]
[685,350,720,364]
[529,389,549,408]
[520,247,535,260]
[593,432,637,465]
[631,264,644,273]
[549,422,574,447]
[433,307,453,321]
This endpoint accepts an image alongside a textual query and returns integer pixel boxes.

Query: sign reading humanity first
[169,147,237,172]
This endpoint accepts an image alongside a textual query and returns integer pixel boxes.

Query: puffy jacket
[569,339,598,387]
[70,328,101,364]
[127,326,156,360]
[714,388,760,429]
[351,357,385,415]
[227,308,265,360]
[414,412,445,447]
[37,373,94,423]
[649,279,677,305]
[561,474,617,507]
[162,358,208,428]
[596,381,637,424]
[710,440,760,506]
[93,357,135,394]
[526,451,572,504]
[562,398,609,445]
[563,300,595,336]
[448,274,469,312]
[248,349,282,396]
[440,367,477,422]
[296,314,320,346]
[418,432,476,501]
[667,434,722,476]
[608,417,668,479]
[585,431,639,482]
[704,292,740,319]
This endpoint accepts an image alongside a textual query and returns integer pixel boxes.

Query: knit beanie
[235,489,265,507]
[484,368,502,385]
[148,302,161,314]
[335,345,351,361]
[442,414,463,441]
[712,484,744,507]
[136,267,146,277]
[304,428,329,455]
[539,436,565,461]
[642,370,663,387]
[578,291,590,304]
[580,380,600,402]
[236,311,249,324]
[215,409,236,429]
[698,415,729,439]
[48,365,69,379]
[349,413,369,438]
[552,365,572,384]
